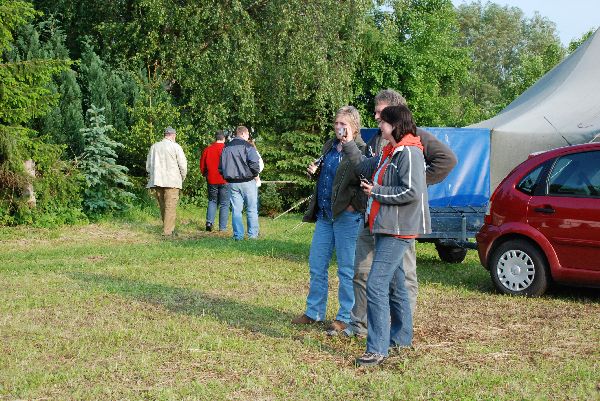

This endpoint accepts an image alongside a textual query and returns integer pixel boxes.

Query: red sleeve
[200,148,207,175]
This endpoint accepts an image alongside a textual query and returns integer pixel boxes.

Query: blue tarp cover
[359,127,490,207]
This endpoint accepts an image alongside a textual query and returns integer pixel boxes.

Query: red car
[476,142,600,296]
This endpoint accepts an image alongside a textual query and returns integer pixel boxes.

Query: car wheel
[489,240,549,296]
[435,242,468,263]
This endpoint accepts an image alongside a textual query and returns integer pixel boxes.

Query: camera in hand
[360,174,372,185]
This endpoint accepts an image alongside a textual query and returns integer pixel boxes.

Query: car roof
[528,142,600,159]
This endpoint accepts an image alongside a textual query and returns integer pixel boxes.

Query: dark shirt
[316,141,342,221]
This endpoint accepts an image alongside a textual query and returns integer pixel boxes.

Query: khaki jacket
[146,138,188,189]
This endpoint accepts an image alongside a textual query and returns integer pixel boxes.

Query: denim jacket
[303,135,366,223]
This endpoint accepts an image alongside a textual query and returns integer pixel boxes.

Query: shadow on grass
[68,271,303,340]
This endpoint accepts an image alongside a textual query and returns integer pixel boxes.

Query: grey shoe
[355,352,386,367]
[340,327,366,339]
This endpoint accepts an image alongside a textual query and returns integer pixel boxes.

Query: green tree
[79,42,111,118]
[0,0,82,225]
[79,105,134,215]
[353,0,473,127]
[567,29,596,53]
[57,69,85,155]
[9,15,86,157]
[455,1,565,121]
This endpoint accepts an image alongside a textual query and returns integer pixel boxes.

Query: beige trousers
[153,187,180,235]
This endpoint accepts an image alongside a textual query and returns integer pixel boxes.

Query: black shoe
[355,352,386,367]
[205,222,213,232]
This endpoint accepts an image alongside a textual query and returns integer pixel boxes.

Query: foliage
[260,128,325,208]
[0,0,83,226]
[79,105,135,215]
[0,126,84,227]
[8,17,86,157]
[15,0,573,220]
[352,0,474,127]
[455,1,565,121]
[567,29,596,53]
[116,67,191,178]
[258,183,283,217]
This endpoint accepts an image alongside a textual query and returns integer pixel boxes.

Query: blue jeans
[305,210,362,322]
[229,181,259,240]
[206,183,230,230]
[366,235,413,355]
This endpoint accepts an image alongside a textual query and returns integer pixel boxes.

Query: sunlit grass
[1,206,598,400]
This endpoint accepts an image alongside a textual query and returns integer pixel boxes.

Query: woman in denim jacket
[291,106,365,334]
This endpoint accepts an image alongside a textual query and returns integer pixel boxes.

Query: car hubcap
[496,249,535,291]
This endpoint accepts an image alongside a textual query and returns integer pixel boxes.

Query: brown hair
[235,126,249,137]
[379,105,417,142]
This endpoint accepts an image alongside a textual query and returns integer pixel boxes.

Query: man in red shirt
[200,131,229,231]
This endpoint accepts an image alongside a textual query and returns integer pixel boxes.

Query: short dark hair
[215,130,225,141]
[379,105,417,142]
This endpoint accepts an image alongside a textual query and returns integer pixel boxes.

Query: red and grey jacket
[357,139,431,236]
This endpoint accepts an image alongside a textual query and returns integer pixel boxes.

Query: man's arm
[199,148,208,176]
[177,145,188,181]
[246,145,261,177]
[417,128,457,185]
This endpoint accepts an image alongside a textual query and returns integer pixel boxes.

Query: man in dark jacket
[219,126,261,240]
[336,89,457,338]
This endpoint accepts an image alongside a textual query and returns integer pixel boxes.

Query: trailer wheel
[435,242,468,263]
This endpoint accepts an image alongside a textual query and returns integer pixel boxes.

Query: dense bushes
[1,0,576,225]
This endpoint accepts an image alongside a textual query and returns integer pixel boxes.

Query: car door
[527,150,600,271]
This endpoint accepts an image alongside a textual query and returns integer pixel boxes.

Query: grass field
[1,205,599,400]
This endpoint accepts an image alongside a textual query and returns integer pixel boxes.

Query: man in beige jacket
[146,127,188,235]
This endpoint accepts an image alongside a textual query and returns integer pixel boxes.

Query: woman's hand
[335,125,354,144]
[339,127,354,143]
[360,180,373,196]
[307,162,318,176]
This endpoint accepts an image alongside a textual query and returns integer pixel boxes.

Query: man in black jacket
[219,126,261,240]
[333,89,458,338]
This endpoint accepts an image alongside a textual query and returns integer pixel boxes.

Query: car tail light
[484,188,499,225]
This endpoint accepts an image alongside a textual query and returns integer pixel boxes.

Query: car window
[547,150,600,198]
[517,164,544,195]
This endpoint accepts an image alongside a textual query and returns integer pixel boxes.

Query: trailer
[360,127,491,263]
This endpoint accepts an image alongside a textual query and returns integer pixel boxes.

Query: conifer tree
[79,105,134,215]
[58,69,85,155]
[79,43,111,121]
[0,0,79,225]
[107,71,129,134]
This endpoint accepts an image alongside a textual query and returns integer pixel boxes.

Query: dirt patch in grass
[413,288,600,369]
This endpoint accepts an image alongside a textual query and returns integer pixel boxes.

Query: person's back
[200,141,226,185]
[147,138,187,189]
[219,126,261,240]
[146,127,187,236]
[220,137,260,183]
[200,132,229,232]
